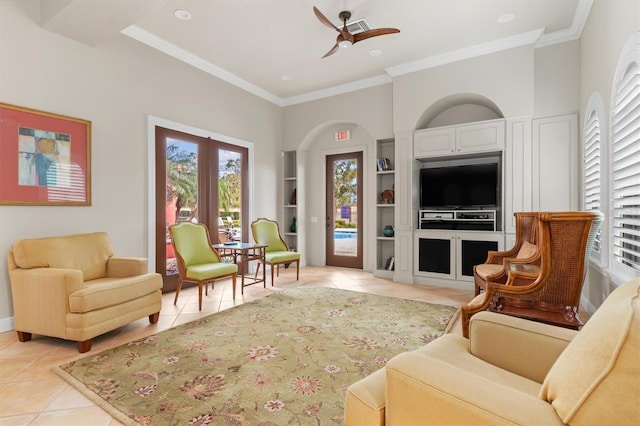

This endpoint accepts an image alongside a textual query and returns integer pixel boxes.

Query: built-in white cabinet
[282,150,297,251]
[414,230,503,282]
[503,116,533,234]
[414,118,505,158]
[374,139,395,278]
[532,114,578,211]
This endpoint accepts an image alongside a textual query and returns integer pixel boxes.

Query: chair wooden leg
[271,264,275,286]
[296,260,300,281]
[16,331,32,342]
[174,278,184,305]
[149,312,160,324]
[276,264,280,277]
[262,261,266,288]
[255,263,261,279]
[232,274,237,300]
[77,339,92,353]
[198,282,203,311]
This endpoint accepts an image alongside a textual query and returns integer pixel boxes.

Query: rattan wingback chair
[461,211,604,338]
[473,212,540,295]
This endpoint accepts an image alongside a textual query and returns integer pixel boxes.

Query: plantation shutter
[611,61,640,274]
[583,109,602,255]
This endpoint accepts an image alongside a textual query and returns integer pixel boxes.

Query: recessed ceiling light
[281,75,292,81]
[497,13,515,24]
[174,9,192,20]
[369,49,382,56]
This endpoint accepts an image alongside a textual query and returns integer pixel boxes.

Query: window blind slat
[611,52,640,274]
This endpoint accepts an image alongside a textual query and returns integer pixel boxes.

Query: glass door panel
[217,148,242,243]
[165,138,199,277]
[326,152,363,268]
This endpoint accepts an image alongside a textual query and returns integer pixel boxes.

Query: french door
[155,126,248,292]
[325,152,363,268]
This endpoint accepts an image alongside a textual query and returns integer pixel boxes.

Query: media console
[419,210,496,231]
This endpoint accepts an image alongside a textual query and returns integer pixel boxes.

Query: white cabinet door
[532,114,578,211]
[414,231,456,280]
[456,119,505,154]
[414,127,455,158]
[414,231,503,282]
[414,119,505,159]
[504,116,532,234]
[454,232,504,282]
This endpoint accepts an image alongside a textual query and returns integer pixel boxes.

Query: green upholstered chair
[251,218,300,286]
[169,222,238,310]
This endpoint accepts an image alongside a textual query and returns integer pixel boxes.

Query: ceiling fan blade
[353,28,400,44]
[313,6,339,32]
[322,43,340,58]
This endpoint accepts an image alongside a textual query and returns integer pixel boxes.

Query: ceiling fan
[313,6,400,58]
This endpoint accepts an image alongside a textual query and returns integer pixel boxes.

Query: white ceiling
[39,0,592,106]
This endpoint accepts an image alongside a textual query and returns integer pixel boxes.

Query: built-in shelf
[374,138,395,277]
[282,151,297,251]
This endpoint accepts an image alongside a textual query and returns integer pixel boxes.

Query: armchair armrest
[469,311,576,383]
[385,336,563,425]
[9,267,83,336]
[485,248,518,265]
[106,257,149,278]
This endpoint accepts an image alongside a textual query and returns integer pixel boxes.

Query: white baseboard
[0,316,14,333]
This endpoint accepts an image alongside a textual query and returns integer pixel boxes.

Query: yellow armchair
[8,232,162,353]
[345,277,640,425]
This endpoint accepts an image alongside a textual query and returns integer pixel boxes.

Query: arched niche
[415,93,504,130]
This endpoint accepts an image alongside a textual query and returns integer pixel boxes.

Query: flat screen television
[420,163,499,209]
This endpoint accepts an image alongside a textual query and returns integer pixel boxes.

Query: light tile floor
[0,266,475,425]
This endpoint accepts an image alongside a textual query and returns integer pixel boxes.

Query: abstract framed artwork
[0,102,91,206]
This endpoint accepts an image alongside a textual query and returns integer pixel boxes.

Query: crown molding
[385,28,544,77]
[121,0,594,107]
[281,74,392,106]
[121,25,285,106]
[536,0,593,47]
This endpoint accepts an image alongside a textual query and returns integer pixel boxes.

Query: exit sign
[335,129,351,141]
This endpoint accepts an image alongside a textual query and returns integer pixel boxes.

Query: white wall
[579,0,639,309]
[0,1,282,327]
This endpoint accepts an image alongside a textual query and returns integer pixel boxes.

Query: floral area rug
[53,287,459,425]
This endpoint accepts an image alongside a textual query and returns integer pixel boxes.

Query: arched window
[609,32,640,279]
[583,93,606,265]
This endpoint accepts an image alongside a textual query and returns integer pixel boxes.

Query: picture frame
[0,102,91,206]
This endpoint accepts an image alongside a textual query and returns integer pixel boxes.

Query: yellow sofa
[345,278,640,425]
[8,232,163,353]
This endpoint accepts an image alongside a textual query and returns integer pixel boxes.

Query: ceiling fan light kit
[313,6,400,58]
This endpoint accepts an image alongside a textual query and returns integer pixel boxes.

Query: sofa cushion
[12,232,113,281]
[68,273,162,313]
[540,278,640,424]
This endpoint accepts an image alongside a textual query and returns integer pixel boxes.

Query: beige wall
[282,84,394,150]
[534,40,581,118]
[393,46,535,133]
[0,1,282,327]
